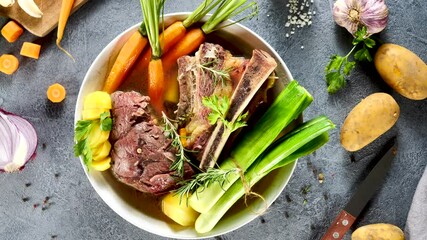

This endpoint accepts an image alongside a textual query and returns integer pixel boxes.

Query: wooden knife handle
[321,210,356,240]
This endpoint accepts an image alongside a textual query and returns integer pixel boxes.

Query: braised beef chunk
[110,91,151,142]
[110,91,193,195]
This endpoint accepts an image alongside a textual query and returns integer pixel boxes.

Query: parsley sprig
[202,95,248,133]
[325,26,376,94]
[74,111,112,169]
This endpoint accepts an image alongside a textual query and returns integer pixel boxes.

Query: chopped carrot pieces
[0,54,19,75]
[47,83,67,103]
[20,42,41,59]
[1,21,24,43]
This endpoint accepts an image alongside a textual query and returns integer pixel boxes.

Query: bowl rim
[74,12,297,239]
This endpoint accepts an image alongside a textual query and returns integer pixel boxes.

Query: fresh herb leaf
[100,111,113,131]
[352,26,368,45]
[162,112,192,177]
[326,71,346,94]
[343,60,356,76]
[74,111,111,170]
[198,60,231,86]
[74,120,93,141]
[325,55,344,72]
[324,26,377,93]
[354,46,373,62]
[364,38,376,48]
[173,167,239,205]
[202,95,247,133]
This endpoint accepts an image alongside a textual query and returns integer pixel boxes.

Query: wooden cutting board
[0,0,88,37]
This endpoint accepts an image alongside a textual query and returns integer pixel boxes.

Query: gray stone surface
[0,0,426,239]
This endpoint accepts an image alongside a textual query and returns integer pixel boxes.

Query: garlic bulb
[0,0,15,7]
[333,0,389,36]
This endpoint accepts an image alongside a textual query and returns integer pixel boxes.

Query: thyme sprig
[173,167,240,204]
[202,95,248,133]
[162,112,192,177]
[198,60,232,86]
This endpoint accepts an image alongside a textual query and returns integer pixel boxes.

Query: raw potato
[341,93,399,152]
[352,223,405,240]
[375,43,427,100]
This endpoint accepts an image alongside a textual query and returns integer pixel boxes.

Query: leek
[188,80,313,213]
[195,116,335,233]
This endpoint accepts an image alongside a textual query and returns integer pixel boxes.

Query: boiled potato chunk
[88,122,110,148]
[375,43,427,100]
[352,223,404,240]
[91,157,111,172]
[162,193,200,226]
[84,91,112,109]
[82,108,110,120]
[92,141,112,161]
[341,93,399,152]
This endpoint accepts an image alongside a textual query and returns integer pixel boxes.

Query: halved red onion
[0,108,37,172]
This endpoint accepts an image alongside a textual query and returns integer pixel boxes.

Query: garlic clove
[17,0,43,18]
[0,0,15,7]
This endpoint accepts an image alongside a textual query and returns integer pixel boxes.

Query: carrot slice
[102,31,148,93]
[20,42,41,59]
[1,21,24,43]
[0,54,19,75]
[47,83,67,103]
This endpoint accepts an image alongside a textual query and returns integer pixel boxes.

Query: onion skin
[0,108,37,173]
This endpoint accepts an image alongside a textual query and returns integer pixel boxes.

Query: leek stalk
[195,116,335,233]
[188,80,313,213]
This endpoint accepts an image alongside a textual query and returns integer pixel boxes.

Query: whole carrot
[57,0,75,61]
[159,0,258,103]
[102,31,148,93]
[140,0,166,114]
[162,0,258,73]
[126,0,221,90]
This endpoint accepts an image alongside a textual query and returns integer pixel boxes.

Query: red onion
[0,108,37,172]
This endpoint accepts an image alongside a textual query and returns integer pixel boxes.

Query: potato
[92,141,112,161]
[352,223,404,240]
[375,43,427,100]
[340,93,399,152]
[162,193,199,227]
[83,91,112,109]
[91,157,111,172]
[88,122,110,148]
[82,108,110,120]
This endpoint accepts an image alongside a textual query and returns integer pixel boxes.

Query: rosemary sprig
[173,167,240,204]
[198,60,231,86]
[202,95,248,133]
[162,112,191,177]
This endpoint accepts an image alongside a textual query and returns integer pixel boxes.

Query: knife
[321,137,398,240]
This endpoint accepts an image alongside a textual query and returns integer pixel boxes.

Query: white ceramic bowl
[75,13,297,239]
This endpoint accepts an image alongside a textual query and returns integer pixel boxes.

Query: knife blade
[321,137,398,240]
